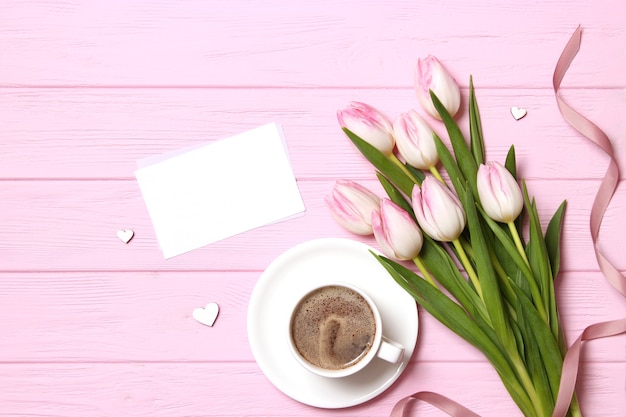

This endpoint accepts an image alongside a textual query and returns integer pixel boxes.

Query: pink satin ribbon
[389,26,626,417]
[551,318,626,417]
[553,25,626,297]
[389,392,481,417]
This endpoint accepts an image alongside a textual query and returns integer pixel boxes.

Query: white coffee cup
[287,282,404,378]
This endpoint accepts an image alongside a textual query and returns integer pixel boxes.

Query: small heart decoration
[193,303,220,327]
[117,229,134,244]
[510,106,527,121]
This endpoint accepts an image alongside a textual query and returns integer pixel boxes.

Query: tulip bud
[414,56,461,120]
[411,177,466,242]
[337,102,395,155]
[325,180,381,235]
[393,110,439,170]
[372,199,423,261]
[477,162,523,223]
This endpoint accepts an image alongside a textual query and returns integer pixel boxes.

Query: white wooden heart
[193,303,220,327]
[510,106,527,120]
[117,229,134,244]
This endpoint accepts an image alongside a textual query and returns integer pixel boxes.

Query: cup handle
[376,336,405,363]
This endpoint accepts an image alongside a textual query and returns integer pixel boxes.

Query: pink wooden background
[1,1,624,416]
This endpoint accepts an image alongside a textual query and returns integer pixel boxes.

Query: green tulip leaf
[430,91,478,198]
[505,145,517,179]
[545,200,567,279]
[375,254,505,360]
[343,127,415,196]
[512,291,556,415]
[374,254,537,415]
[464,185,514,351]
[512,285,564,405]
[419,235,488,322]
[504,145,525,235]
[544,200,567,346]
[433,133,467,199]
[477,206,535,284]
[469,76,485,165]
[491,224,521,282]
[522,183,554,332]
[404,163,426,184]
[376,171,415,221]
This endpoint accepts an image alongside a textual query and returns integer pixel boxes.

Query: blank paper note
[135,123,306,259]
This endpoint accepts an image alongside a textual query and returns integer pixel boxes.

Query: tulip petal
[414,56,461,120]
[325,180,380,235]
[373,198,423,261]
[477,162,523,223]
[412,177,465,242]
[393,110,438,170]
[337,102,395,155]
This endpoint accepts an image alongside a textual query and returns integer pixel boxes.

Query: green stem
[508,221,529,266]
[429,165,445,183]
[508,221,549,324]
[452,239,484,301]
[412,256,437,288]
[389,153,421,184]
[463,237,517,308]
[460,238,512,322]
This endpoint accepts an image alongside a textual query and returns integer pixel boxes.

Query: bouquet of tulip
[327,56,579,417]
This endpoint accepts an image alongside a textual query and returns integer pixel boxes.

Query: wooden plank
[0,180,626,271]
[0,362,622,416]
[0,179,624,272]
[1,0,624,87]
[0,88,624,180]
[0,270,622,363]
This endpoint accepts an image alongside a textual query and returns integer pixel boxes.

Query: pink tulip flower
[372,199,424,261]
[411,177,466,242]
[337,101,395,155]
[393,110,439,170]
[477,162,523,223]
[325,180,381,235]
[414,56,461,120]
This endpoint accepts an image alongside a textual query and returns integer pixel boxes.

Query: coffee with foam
[290,285,376,370]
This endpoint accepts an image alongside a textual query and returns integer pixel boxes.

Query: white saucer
[247,238,419,409]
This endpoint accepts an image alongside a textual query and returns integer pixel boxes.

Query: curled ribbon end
[553,25,583,90]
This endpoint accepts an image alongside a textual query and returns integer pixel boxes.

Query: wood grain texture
[1,88,624,180]
[1,0,625,88]
[0,179,624,271]
[0,0,624,416]
[0,271,622,363]
[0,363,623,417]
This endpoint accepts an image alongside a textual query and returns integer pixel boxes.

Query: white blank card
[135,123,305,258]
